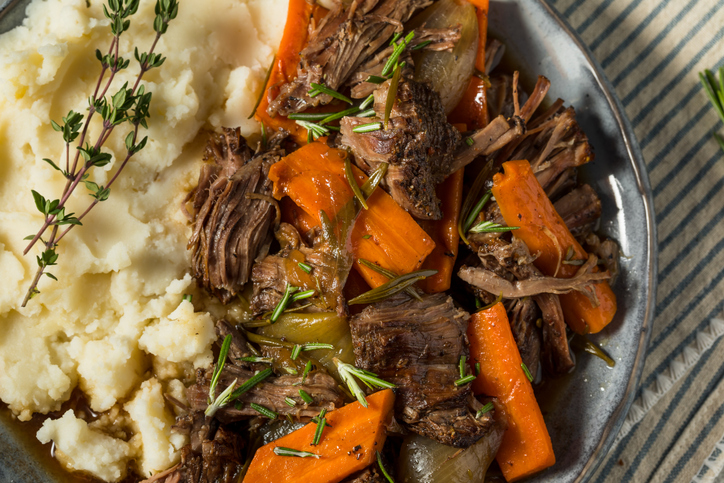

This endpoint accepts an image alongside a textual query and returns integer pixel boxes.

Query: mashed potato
[0,0,286,480]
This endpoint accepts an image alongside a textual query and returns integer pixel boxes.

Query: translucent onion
[407,0,479,113]
[257,312,354,379]
[397,422,505,483]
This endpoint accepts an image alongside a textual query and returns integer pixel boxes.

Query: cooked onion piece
[408,0,478,113]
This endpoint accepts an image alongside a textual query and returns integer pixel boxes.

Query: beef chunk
[350,293,492,447]
[268,0,433,116]
[186,365,344,424]
[250,223,347,316]
[187,128,287,304]
[506,297,542,378]
[341,78,461,219]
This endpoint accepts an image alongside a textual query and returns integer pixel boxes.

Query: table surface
[550,0,724,482]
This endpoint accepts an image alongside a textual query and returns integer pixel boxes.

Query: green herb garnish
[455,375,476,386]
[182,294,192,303]
[273,447,320,459]
[308,82,353,104]
[284,396,297,407]
[271,283,299,322]
[288,112,332,121]
[358,258,421,301]
[459,355,466,378]
[699,67,724,152]
[476,402,494,418]
[230,367,273,399]
[457,160,494,245]
[521,362,534,382]
[384,64,401,129]
[250,402,277,419]
[359,94,375,110]
[208,335,233,405]
[334,358,396,408]
[291,289,316,302]
[291,344,302,360]
[299,389,314,404]
[348,269,437,305]
[311,409,327,446]
[238,356,274,364]
[298,262,313,273]
[469,221,520,234]
[21,0,178,307]
[345,157,368,210]
[377,450,395,483]
[248,54,275,119]
[352,122,383,133]
[205,378,237,418]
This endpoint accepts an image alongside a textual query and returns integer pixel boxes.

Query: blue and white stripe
[547,0,724,481]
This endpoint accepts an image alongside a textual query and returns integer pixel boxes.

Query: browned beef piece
[268,0,433,116]
[350,293,492,447]
[341,78,461,219]
[585,232,620,285]
[450,75,551,174]
[465,236,576,375]
[553,184,602,238]
[494,104,594,194]
[250,223,347,315]
[186,365,344,424]
[159,423,243,483]
[187,128,287,304]
[506,297,542,378]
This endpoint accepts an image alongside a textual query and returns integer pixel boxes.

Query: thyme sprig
[334,358,396,408]
[699,67,724,152]
[21,0,178,307]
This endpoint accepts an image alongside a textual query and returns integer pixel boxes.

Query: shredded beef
[350,293,493,447]
[268,0,433,116]
[187,128,287,304]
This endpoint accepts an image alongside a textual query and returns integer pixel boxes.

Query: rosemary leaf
[476,402,494,418]
[308,82,353,104]
[311,409,327,446]
[208,335,233,404]
[299,389,314,404]
[290,344,302,360]
[521,363,534,382]
[352,122,382,133]
[345,157,368,210]
[334,358,396,408]
[271,283,299,322]
[320,106,360,125]
[348,269,437,305]
[248,54,275,119]
[250,402,277,419]
[230,367,273,399]
[469,221,520,234]
[288,112,333,121]
[463,190,492,232]
[298,262,313,273]
[359,94,375,110]
[284,396,297,407]
[377,451,395,483]
[384,64,401,130]
[357,258,421,301]
[454,375,476,386]
[273,447,320,459]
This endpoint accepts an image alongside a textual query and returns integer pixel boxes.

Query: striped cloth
[546,0,724,481]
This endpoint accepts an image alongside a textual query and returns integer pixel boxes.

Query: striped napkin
[547,0,724,481]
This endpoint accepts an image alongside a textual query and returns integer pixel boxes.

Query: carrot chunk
[269,142,436,289]
[253,0,335,144]
[417,167,464,293]
[243,389,395,483]
[468,303,555,482]
[491,159,617,334]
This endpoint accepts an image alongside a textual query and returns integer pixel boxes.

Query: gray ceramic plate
[0,0,656,482]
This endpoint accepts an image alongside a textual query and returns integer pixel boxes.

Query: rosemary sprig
[308,82,353,105]
[248,54,275,119]
[377,451,395,483]
[208,335,233,405]
[458,160,494,245]
[273,447,320,459]
[299,360,313,386]
[359,94,375,110]
[345,157,368,210]
[699,67,724,152]
[348,269,437,305]
[320,106,361,125]
[357,258,421,301]
[21,0,177,307]
[288,112,333,121]
[469,221,520,234]
[334,358,396,408]
[299,389,314,404]
[284,396,297,407]
[455,375,476,386]
[230,367,273,399]
[205,378,237,418]
[250,402,277,419]
[271,283,299,322]
[311,409,328,446]
[521,363,534,382]
[476,402,494,418]
[352,122,383,133]
[238,356,274,364]
[463,190,492,232]
[295,120,331,143]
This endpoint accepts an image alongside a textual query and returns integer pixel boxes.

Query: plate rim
[535,0,658,481]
